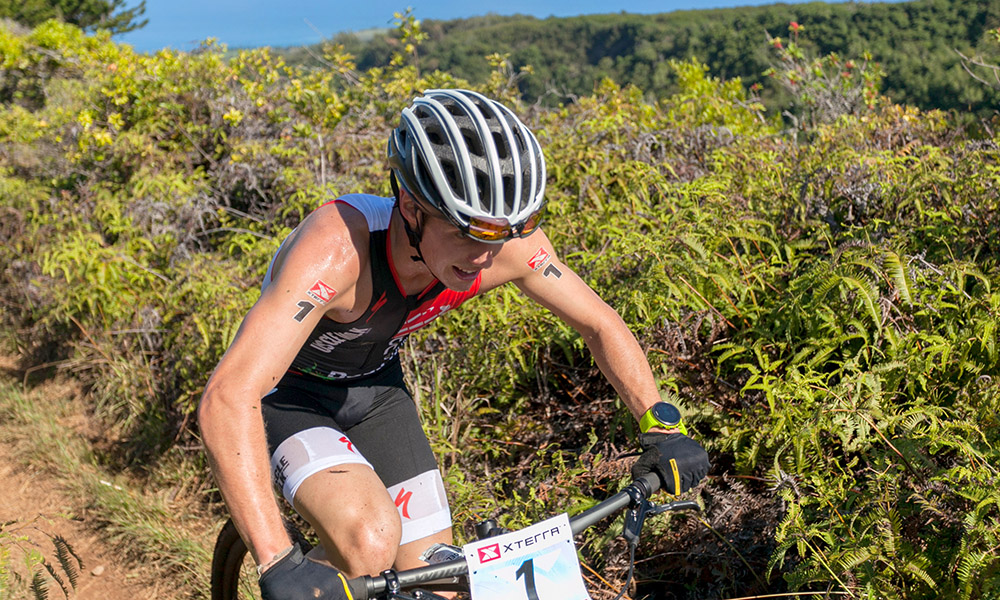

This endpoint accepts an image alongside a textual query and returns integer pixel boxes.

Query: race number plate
[463,513,590,600]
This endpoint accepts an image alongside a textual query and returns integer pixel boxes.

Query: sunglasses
[414,199,544,243]
[460,209,544,243]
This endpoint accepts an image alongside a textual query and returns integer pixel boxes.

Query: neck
[389,208,436,295]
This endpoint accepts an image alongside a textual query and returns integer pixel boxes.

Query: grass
[0,373,216,599]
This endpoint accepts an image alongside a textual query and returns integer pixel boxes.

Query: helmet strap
[391,172,427,263]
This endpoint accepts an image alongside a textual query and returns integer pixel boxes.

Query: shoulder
[269,197,381,292]
[479,228,562,292]
[327,194,394,232]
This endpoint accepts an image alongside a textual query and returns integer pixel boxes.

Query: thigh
[293,462,401,578]
[261,385,373,501]
[345,383,453,548]
[262,387,402,576]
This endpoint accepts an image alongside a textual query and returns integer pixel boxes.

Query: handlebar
[346,472,696,599]
[569,472,659,534]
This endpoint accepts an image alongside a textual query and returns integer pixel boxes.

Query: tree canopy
[299,0,1000,116]
[0,0,146,34]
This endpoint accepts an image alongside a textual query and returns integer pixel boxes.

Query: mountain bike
[210,472,698,600]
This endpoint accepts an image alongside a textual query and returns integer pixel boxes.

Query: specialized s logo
[365,292,389,323]
[338,436,355,453]
[478,543,501,563]
[527,248,551,271]
[394,488,413,519]
[307,279,337,305]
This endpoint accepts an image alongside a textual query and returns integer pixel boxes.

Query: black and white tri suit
[260,194,481,545]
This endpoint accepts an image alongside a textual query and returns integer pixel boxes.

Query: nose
[467,241,500,267]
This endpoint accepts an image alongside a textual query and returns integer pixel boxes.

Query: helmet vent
[492,132,508,158]
[502,176,516,213]
[475,172,490,203]
[441,162,460,196]
[462,128,484,157]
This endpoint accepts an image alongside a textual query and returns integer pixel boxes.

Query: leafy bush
[1,17,998,600]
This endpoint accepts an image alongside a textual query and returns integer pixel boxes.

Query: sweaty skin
[198,187,669,581]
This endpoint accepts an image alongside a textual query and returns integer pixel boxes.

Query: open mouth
[453,266,480,281]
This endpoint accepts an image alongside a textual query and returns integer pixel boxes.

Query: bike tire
[211,517,313,600]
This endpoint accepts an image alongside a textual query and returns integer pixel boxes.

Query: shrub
[1,18,998,600]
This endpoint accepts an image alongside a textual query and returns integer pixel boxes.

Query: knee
[355,511,402,568]
[321,501,401,575]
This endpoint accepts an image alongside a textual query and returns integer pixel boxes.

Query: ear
[397,186,420,225]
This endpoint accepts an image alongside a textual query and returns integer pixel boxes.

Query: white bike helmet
[387,89,547,243]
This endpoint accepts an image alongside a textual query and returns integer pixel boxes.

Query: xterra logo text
[475,526,563,564]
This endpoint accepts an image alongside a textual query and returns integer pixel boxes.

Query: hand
[259,545,351,600]
[631,432,711,495]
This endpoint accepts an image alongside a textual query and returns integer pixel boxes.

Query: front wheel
[211,518,312,600]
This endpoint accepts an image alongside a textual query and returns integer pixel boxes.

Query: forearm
[581,310,660,420]
[199,388,291,566]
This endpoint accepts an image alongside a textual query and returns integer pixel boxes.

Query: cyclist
[198,89,710,600]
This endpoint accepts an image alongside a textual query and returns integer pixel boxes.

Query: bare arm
[484,230,660,420]
[198,204,365,567]
[487,231,707,494]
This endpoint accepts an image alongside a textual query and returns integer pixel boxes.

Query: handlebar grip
[570,473,664,535]
[634,471,661,497]
[347,575,372,599]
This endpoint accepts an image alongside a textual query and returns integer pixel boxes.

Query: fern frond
[53,536,81,590]
[679,233,708,260]
[30,570,49,600]
[883,250,912,305]
[42,561,69,597]
[956,551,989,595]
[902,556,937,589]
[834,546,875,571]
[841,274,883,333]
[813,268,843,302]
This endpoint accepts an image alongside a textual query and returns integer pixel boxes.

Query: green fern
[883,250,913,306]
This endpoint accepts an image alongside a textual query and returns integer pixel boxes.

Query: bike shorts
[261,361,451,545]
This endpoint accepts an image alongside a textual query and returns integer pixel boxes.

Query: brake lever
[648,500,701,516]
[622,499,701,546]
[391,591,451,600]
[622,498,650,546]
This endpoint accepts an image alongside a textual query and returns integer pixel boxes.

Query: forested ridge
[2,8,1000,600]
[297,0,1000,115]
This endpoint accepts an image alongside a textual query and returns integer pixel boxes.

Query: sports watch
[639,402,688,436]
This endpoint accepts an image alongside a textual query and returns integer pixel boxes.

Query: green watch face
[650,402,682,428]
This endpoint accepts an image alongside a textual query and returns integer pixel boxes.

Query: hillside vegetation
[2,14,1000,600]
[302,0,1000,116]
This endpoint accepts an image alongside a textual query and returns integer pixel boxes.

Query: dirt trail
[0,352,190,600]
[0,440,164,599]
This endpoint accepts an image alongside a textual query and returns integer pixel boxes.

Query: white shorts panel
[270,426,373,501]
[387,469,453,545]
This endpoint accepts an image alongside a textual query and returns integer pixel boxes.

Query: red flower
[790,21,801,32]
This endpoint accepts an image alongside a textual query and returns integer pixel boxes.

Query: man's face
[415,205,502,291]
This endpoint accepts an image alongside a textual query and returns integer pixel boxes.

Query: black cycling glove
[631,432,711,495]
[259,545,351,600]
